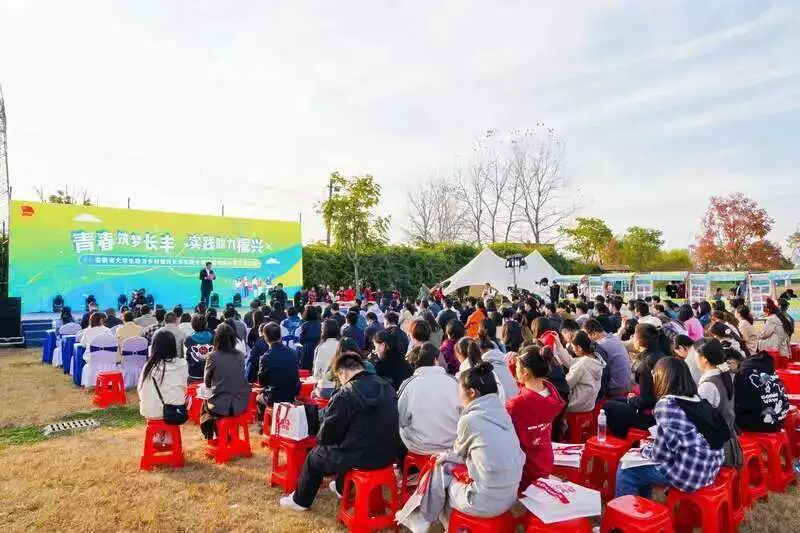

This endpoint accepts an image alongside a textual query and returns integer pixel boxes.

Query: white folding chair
[75,328,86,344]
[81,333,119,387]
[120,336,149,389]
[110,324,121,335]
[52,322,81,367]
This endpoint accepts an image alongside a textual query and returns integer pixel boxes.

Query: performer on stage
[199,261,216,306]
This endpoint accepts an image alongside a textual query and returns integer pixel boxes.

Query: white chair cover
[75,329,86,344]
[120,336,149,389]
[110,324,121,335]
[52,323,81,367]
[81,333,119,387]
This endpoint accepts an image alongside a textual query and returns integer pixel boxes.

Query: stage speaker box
[0,297,22,338]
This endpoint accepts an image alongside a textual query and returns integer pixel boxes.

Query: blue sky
[1,0,798,250]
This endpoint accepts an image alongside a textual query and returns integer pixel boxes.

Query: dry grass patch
[0,424,345,532]
[0,348,139,428]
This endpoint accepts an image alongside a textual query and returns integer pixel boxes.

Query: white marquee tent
[439,248,560,298]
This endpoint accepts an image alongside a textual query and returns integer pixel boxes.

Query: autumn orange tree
[693,193,786,271]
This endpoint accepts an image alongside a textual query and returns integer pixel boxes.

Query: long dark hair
[61,307,74,324]
[320,319,340,343]
[142,330,178,383]
[653,357,697,399]
[765,298,793,335]
[213,323,239,353]
[373,329,402,361]
[736,305,754,325]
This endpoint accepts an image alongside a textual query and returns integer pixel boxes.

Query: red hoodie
[505,380,566,490]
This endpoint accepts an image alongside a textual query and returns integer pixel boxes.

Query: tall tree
[693,193,785,271]
[560,217,613,264]
[405,176,464,244]
[788,227,800,267]
[652,248,694,271]
[620,226,664,271]
[319,172,389,288]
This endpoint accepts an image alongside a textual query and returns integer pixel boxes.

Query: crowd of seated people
[49,283,794,529]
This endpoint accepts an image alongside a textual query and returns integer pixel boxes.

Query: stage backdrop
[9,201,302,314]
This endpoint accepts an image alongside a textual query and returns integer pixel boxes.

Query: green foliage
[651,248,694,271]
[319,172,390,287]
[302,242,599,297]
[560,217,613,263]
[619,226,664,271]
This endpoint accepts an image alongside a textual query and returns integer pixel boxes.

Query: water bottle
[597,409,607,443]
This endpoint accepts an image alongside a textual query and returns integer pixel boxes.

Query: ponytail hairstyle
[517,344,551,378]
[460,361,498,396]
[571,330,593,355]
[477,319,497,352]
[736,305,754,325]
[765,298,794,335]
[694,338,733,401]
[456,337,482,368]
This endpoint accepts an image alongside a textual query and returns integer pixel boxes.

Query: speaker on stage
[0,297,22,338]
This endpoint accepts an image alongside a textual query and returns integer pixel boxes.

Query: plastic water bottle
[597,409,607,443]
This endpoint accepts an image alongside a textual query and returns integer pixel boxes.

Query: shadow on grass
[0,405,143,449]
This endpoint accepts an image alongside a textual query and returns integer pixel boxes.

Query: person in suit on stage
[200,262,216,306]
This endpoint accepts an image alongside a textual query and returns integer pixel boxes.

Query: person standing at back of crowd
[735,305,759,356]
[758,298,793,358]
[465,300,487,339]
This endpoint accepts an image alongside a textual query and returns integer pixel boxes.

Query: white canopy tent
[440,248,561,298]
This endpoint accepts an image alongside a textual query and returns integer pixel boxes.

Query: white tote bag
[270,402,309,441]
[520,478,601,523]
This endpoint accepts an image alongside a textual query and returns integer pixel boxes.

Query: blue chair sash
[122,349,148,356]
[90,345,119,352]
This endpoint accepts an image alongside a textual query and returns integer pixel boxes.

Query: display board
[634,275,654,300]
[9,201,303,313]
[749,273,770,318]
[688,274,709,303]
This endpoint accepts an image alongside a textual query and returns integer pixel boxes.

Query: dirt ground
[0,348,798,532]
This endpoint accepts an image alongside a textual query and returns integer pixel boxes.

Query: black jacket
[374,354,413,391]
[297,320,321,370]
[628,349,666,411]
[385,325,409,356]
[199,269,215,291]
[608,313,622,334]
[258,342,301,405]
[315,371,399,470]
[735,354,790,433]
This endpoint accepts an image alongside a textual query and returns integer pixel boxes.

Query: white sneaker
[279,493,308,512]
[329,480,342,499]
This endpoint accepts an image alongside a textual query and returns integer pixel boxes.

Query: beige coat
[758,314,790,356]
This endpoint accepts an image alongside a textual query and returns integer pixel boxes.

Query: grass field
[1,347,798,532]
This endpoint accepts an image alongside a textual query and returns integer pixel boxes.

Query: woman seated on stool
[564,331,605,413]
[200,323,250,440]
[603,323,665,439]
[137,330,188,445]
[506,345,565,489]
[615,357,726,499]
[312,319,340,399]
[401,362,524,532]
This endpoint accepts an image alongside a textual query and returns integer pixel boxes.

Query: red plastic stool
[552,464,582,484]
[298,381,315,402]
[205,414,253,464]
[601,495,673,533]
[338,466,399,533]
[784,406,800,459]
[743,430,796,492]
[260,406,274,447]
[666,472,732,533]
[719,467,745,527]
[625,427,651,448]
[93,371,127,407]
[563,411,595,443]
[447,509,514,533]
[400,452,433,501]
[312,396,330,409]
[186,383,203,425]
[791,343,800,362]
[246,386,262,423]
[739,436,769,506]
[268,435,317,494]
[139,419,184,471]
[579,436,629,501]
[526,512,592,532]
[765,349,789,370]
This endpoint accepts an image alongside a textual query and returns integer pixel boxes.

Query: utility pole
[221,204,225,217]
[0,84,11,298]
[326,174,333,246]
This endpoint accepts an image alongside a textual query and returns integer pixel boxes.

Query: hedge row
[302,243,600,296]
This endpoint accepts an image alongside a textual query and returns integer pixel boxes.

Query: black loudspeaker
[0,297,22,338]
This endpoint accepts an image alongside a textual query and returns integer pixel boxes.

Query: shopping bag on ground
[395,456,437,527]
[271,402,309,441]
[552,443,584,467]
[520,478,601,523]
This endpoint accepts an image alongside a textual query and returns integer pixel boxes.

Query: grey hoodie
[481,349,520,399]
[565,353,606,412]
[449,393,525,517]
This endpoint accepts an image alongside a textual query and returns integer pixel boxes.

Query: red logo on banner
[20,205,35,217]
